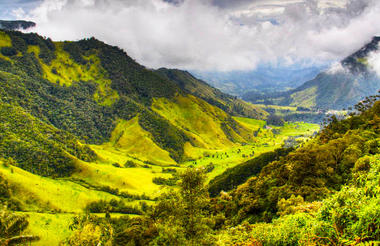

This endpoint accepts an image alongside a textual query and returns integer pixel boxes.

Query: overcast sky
[1,0,380,71]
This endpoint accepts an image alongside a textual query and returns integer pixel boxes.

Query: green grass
[0,110,319,245]
[152,95,246,152]
[0,164,134,213]
[21,212,74,246]
[99,116,176,166]
[233,117,266,131]
[0,31,11,47]
[27,43,119,106]
[72,158,172,197]
[290,86,318,108]
[184,119,320,182]
[253,104,298,111]
[0,31,13,62]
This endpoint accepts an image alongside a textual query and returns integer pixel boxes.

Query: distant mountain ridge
[192,63,325,96]
[243,37,380,110]
[0,20,36,30]
[157,68,267,119]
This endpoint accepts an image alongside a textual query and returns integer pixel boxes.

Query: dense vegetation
[54,95,380,245]
[224,96,380,224]
[0,102,96,177]
[0,207,40,245]
[157,68,267,119]
[0,30,254,165]
[0,27,379,245]
[208,147,293,197]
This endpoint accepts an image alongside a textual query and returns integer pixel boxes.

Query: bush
[124,160,138,168]
[85,199,143,215]
[1,47,17,57]
[267,114,285,126]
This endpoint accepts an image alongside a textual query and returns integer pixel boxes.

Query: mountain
[0,29,264,175]
[243,37,380,110]
[156,68,267,119]
[0,20,36,30]
[192,63,325,96]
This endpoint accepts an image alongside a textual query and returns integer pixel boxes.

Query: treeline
[85,199,143,215]
[208,147,294,197]
[0,103,96,177]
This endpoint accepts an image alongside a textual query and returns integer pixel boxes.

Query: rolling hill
[243,37,380,110]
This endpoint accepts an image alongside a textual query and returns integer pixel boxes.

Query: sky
[1,0,380,71]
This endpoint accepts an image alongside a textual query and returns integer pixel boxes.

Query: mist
[12,0,380,71]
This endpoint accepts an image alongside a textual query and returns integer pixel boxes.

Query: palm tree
[0,207,39,246]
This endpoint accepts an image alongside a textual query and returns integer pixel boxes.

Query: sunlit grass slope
[21,212,74,246]
[72,159,171,196]
[0,31,13,61]
[152,94,251,154]
[290,86,318,107]
[0,164,125,213]
[98,116,176,166]
[27,43,118,106]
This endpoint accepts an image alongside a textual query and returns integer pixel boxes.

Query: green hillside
[157,68,268,119]
[0,30,260,165]
[243,37,380,110]
[0,29,328,245]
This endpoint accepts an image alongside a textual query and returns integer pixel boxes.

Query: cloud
[15,0,380,71]
[368,49,380,77]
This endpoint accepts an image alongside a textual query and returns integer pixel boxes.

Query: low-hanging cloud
[14,0,380,71]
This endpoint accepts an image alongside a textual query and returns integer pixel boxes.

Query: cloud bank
[14,0,380,71]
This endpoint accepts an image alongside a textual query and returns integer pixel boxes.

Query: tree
[63,214,113,246]
[0,207,39,246]
[137,168,215,245]
[266,114,285,126]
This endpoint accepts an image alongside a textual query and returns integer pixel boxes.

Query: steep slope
[0,29,256,169]
[243,37,380,110]
[156,68,268,119]
[223,96,380,223]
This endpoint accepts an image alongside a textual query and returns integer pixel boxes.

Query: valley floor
[0,118,319,245]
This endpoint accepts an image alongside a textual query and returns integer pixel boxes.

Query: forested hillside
[0,29,263,169]
[51,95,380,245]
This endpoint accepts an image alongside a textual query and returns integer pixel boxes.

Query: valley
[1,113,318,245]
[0,22,378,246]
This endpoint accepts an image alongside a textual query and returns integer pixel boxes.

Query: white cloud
[368,49,380,77]
[15,0,380,71]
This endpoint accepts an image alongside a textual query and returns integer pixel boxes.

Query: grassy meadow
[0,115,319,245]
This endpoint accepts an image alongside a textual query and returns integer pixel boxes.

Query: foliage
[266,114,285,126]
[218,154,380,246]
[208,148,293,197]
[0,207,40,246]
[114,168,216,245]
[223,100,380,224]
[63,214,113,246]
[0,103,96,177]
[0,47,17,57]
[85,199,143,215]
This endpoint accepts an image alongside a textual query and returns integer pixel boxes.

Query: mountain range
[243,37,380,110]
